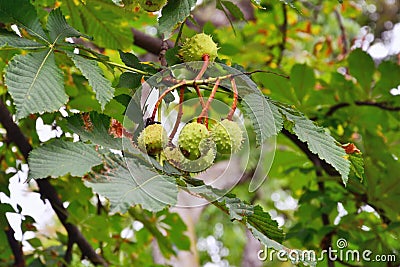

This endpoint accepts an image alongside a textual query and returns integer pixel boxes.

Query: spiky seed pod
[211,119,243,154]
[179,33,219,62]
[178,122,210,160]
[164,143,216,173]
[137,124,168,155]
[138,0,167,12]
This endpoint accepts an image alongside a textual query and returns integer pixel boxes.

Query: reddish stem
[151,81,186,122]
[194,55,210,81]
[169,86,185,140]
[194,84,206,108]
[226,77,238,121]
[197,79,220,127]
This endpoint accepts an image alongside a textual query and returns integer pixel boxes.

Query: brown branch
[0,100,108,266]
[226,77,238,120]
[131,28,174,55]
[277,4,287,67]
[4,226,25,267]
[333,8,348,55]
[326,101,400,116]
[159,35,169,67]
[169,86,185,140]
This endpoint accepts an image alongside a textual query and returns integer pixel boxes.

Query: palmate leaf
[184,178,284,242]
[0,0,48,43]
[67,112,122,150]
[86,154,178,213]
[5,50,68,119]
[28,139,102,180]
[47,8,88,43]
[158,0,197,38]
[0,30,45,49]
[66,51,114,110]
[274,101,350,184]
[242,93,283,145]
[241,94,350,184]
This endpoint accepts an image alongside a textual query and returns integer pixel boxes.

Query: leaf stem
[198,78,220,127]
[169,86,186,140]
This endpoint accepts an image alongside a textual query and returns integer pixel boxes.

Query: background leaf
[220,1,245,20]
[158,0,197,37]
[5,50,67,119]
[60,0,133,49]
[28,139,102,180]
[290,64,315,102]
[0,0,48,42]
[348,49,375,94]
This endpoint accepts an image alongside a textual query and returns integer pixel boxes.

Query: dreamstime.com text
[257,238,397,264]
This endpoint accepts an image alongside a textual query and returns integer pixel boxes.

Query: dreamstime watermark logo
[257,238,397,265]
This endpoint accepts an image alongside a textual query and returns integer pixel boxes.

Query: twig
[151,81,186,122]
[333,8,348,55]
[0,100,109,266]
[245,70,290,79]
[194,84,206,108]
[277,4,288,66]
[5,226,25,267]
[169,86,185,140]
[226,77,238,120]
[194,55,210,80]
[198,79,221,127]
[159,34,169,67]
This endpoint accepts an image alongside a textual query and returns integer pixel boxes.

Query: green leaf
[242,93,283,145]
[290,64,315,102]
[117,72,142,89]
[348,152,364,182]
[0,30,45,49]
[118,50,142,70]
[275,102,350,184]
[348,49,375,93]
[86,154,178,213]
[221,1,245,20]
[60,0,133,49]
[375,61,400,95]
[28,139,102,180]
[183,178,284,243]
[66,51,114,110]
[5,50,68,119]
[0,0,48,43]
[67,112,122,150]
[46,8,88,43]
[158,0,197,37]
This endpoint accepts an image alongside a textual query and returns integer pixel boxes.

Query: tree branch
[326,101,400,116]
[333,8,348,55]
[4,226,25,267]
[131,28,173,55]
[0,100,108,266]
[277,4,287,67]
